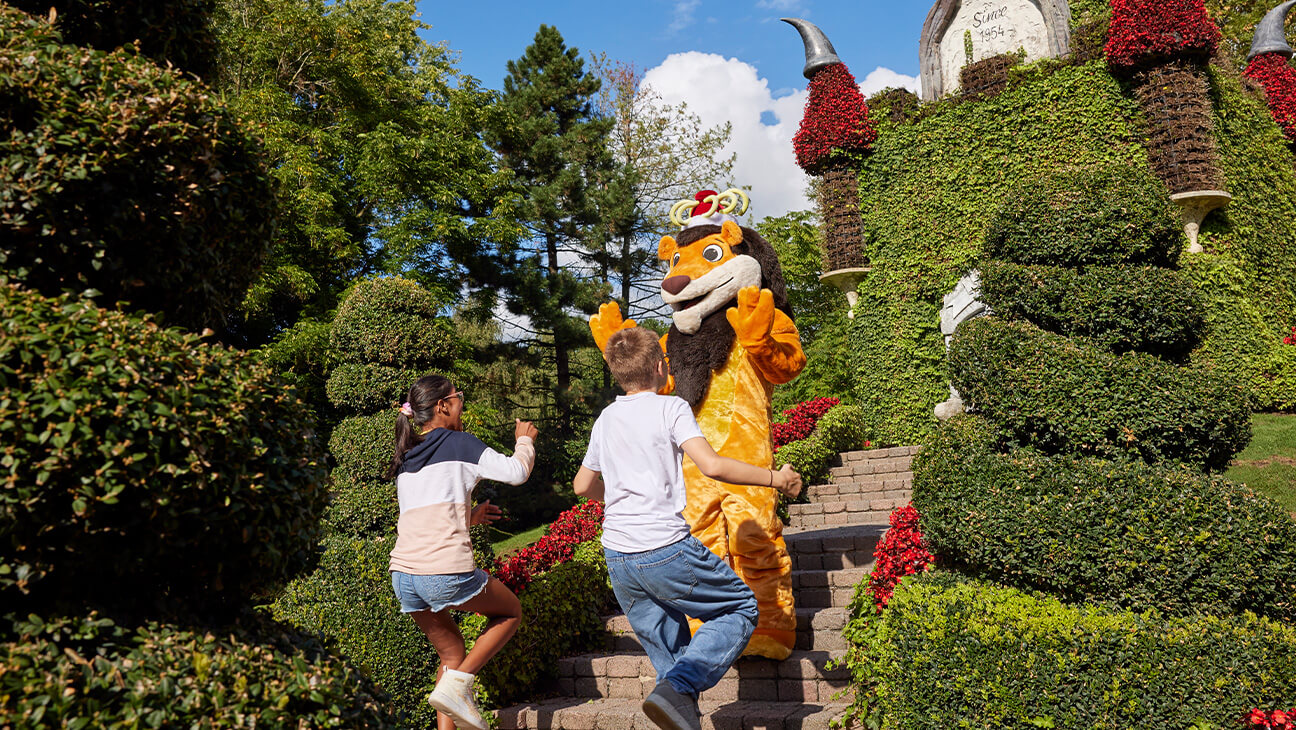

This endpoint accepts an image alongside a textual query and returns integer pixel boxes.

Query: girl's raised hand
[470,499,503,526]
[515,418,538,441]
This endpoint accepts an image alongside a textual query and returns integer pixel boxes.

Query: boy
[574,327,802,730]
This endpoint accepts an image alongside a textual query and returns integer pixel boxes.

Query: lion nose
[661,275,691,295]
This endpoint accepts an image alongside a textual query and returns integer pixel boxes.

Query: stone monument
[920,0,1071,100]
[934,271,989,420]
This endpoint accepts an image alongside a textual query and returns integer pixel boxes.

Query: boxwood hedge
[0,284,327,614]
[912,417,1296,622]
[871,572,1296,730]
[0,7,275,330]
[330,278,457,374]
[981,164,1183,268]
[978,261,1204,360]
[949,317,1252,470]
[0,612,398,728]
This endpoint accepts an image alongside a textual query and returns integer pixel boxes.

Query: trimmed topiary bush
[913,416,1296,622]
[949,317,1251,470]
[0,612,399,728]
[978,261,1204,359]
[0,284,327,613]
[981,165,1183,268]
[329,412,399,485]
[872,572,1296,730]
[329,278,457,372]
[0,7,276,331]
[326,363,426,414]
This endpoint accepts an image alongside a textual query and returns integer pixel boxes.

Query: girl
[387,375,539,730]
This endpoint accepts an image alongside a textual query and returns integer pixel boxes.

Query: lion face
[658,220,763,335]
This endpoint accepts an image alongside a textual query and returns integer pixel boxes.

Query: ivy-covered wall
[852,56,1296,443]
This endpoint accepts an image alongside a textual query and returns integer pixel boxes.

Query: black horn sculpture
[781,17,842,79]
[1250,0,1296,60]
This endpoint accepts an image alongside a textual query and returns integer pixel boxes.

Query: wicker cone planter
[817,159,866,271]
[1131,58,1224,193]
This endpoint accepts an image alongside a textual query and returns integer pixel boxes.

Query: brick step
[558,649,850,702]
[827,459,913,481]
[603,607,849,653]
[838,445,919,462]
[784,524,884,572]
[496,696,851,730]
[789,566,867,608]
[806,477,911,501]
[788,508,893,531]
[789,497,906,518]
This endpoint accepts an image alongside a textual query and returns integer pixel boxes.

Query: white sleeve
[670,398,705,447]
[582,420,602,472]
[476,436,535,486]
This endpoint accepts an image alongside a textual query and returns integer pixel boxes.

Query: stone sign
[920,0,1071,100]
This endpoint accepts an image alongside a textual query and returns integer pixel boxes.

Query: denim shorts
[391,568,490,613]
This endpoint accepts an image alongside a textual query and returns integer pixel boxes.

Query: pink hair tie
[399,402,414,417]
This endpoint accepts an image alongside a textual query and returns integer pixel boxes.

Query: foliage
[492,500,604,593]
[1244,52,1296,141]
[6,0,219,77]
[326,363,427,416]
[0,612,399,728]
[982,164,1184,269]
[0,6,276,331]
[0,284,327,615]
[913,416,1296,622]
[949,317,1252,470]
[329,277,456,372]
[1226,413,1296,513]
[866,506,933,612]
[1106,0,1222,69]
[979,261,1204,359]
[211,0,519,344]
[774,405,868,484]
[328,413,397,487]
[772,397,840,449]
[870,573,1296,730]
[793,63,877,173]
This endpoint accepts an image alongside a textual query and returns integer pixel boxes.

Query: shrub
[978,261,1204,359]
[493,500,604,593]
[0,8,275,330]
[327,363,426,414]
[330,277,456,372]
[0,612,399,728]
[870,573,1296,729]
[1245,52,1296,143]
[329,412,399,485]
[772,397,840,449]
[322,478,397,540]
[774,404,868,484]
[981,164,1183,268]
[0,284,327,614]
[912,416,1296,622]
[949,317,1252,470]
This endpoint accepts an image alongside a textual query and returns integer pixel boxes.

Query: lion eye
[671,252,681,268]
[702,244,725,263]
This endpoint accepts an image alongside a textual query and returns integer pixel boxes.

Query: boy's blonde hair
[605,327,665,392]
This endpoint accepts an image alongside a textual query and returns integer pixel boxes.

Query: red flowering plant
[772,397,840,449]
[867,504,934,612]
[1245,708,1296,730]
[492,500,604,593]
[1105,0,1221,69]
[792,63,878,174]
[1284,326,1296,345]
[1245,54,1296,141]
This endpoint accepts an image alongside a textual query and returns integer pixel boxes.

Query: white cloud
[667,0,700,35]
[642,55,922,220]
[755,0,806,11]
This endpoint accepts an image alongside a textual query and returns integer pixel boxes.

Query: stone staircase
[495,446,918,730]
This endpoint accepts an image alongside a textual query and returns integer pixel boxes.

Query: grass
[1225,413,1296,514]
[487,523,548,557]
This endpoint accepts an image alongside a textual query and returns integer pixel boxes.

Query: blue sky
[418,1,933,218]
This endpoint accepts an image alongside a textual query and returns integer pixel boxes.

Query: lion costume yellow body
[590,199,806,660]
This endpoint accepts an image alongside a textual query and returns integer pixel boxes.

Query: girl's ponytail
[386,375,452,479]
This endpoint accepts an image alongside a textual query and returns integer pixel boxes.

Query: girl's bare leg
[412,609,467,730]
[453,577,522,675]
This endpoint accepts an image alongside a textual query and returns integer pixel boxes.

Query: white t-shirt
[583,391,704,553]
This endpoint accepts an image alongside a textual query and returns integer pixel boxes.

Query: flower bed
[1105,0,1221,69]
[866,505,933,611]
[772,397,840,448]
[1248,709,1296,730]
[1245,53,1296,142]
[492,500,604,593]
[793,63,876,174]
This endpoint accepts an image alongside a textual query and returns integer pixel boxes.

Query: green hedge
[913,417,1296,622]
[273,536,613,724]
[870,572,1296,730]
[982,164,1183,268]
[774,405,868,484]
[0,7,275,330]
[329,412,399,485]
[0,612,397,727]
[979,261,1204,359]
[327,363,426,414]
[0,284,327,613]
[330,277,457,373]
[949,317,1252,470]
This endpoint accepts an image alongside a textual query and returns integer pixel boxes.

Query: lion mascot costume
[590,189,806,660]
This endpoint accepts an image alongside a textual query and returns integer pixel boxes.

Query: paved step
[602,607,849,653]
[558,649,850,703]
[784,524,885,572]
[804,477,911,502]
[496,696,851,730]
[790,566,867,608]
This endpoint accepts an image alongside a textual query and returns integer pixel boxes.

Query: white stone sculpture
[935,271,989,420]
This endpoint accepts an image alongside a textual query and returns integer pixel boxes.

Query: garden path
[494,446,918,730]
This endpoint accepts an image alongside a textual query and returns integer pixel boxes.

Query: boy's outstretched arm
[680,437,803,499]
[573,466,605,502]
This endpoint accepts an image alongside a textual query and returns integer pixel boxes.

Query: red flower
[1283,326,1296,345]
[1105,0,1221,69]
[490,500,605,593]
[1245,54,1296,142]
[771,397,840,449]
[867,504,934,611]
[793,63,877,174]
[1243,709,1296,730]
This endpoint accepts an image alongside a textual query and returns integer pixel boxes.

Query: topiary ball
[330,277,457,370]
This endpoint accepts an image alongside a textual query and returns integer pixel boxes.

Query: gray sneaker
[642,682,701,730]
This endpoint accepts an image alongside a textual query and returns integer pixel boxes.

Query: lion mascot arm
[589,302,676,394]
[726,286,806,385]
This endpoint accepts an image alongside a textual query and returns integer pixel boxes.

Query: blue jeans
[604,536,758,697]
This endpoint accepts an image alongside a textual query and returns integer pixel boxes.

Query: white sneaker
[427,668,488,730]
